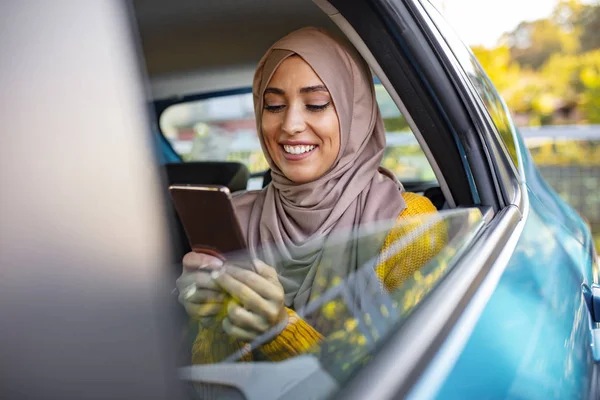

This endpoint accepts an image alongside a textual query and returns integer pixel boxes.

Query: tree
[503,0,589,71]
[552,0,587,33]
[579,4,600,52]
[471,45,521,93]
[506,20,565,69]
[471,0,600,126]
[580,50,600,123]
[540,52,583,102]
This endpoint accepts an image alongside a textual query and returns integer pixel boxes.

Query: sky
[429,0,559,47]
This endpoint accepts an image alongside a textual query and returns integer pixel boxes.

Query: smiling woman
[4,0,596,398]
[261,55,341,184]
[177,26,447,367]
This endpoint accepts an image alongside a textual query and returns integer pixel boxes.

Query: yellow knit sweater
[191,192,443,364]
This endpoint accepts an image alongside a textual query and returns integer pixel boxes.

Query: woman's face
[261,55,341,184]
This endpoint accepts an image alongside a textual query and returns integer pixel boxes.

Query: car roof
[133,0,342,98]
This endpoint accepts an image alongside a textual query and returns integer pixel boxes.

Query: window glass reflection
[422,1,520,168]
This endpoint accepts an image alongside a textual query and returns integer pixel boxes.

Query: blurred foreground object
[0,1,182,399]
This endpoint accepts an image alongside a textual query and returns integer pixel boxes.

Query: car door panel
[399,0,597,398]
[431,187,593,399]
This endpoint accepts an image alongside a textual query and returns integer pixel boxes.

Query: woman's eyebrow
[264,87,284,95]
[299,85,328,93]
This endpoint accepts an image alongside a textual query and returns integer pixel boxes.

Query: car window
[420,0,520,169]
[159,83,437,187]
[180,208,484,397]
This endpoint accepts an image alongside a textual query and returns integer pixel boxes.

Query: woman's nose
[281,105,306,135]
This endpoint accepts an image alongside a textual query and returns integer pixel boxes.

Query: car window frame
[412,0,523,206]
[319,0,528,398]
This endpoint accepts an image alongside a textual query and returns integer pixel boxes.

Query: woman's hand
[176,252,228,327]
[212,259,288,341]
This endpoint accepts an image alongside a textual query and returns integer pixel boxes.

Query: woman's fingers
[224,265,283,302]
[178,252,223,296]
[176,269,221,293]
[178,287,226,305]
[182,301,225,320]
[182,251,223,271]
[177,252,231,323]
[213,269,283,325]
[213,271,268,311]
[222,317,259,341]
[226,300,270,333]
[253,259,281,284]
[212,270,283,321]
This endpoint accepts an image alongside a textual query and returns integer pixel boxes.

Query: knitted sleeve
[375,192,446,291]
[191,192,444,364]
[257,192,444,361]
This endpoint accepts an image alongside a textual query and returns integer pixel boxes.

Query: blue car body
[414,131,597,399]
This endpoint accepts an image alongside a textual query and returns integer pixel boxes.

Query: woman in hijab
[176,27,444,364]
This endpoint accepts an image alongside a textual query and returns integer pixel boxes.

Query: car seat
[165,161,249,192]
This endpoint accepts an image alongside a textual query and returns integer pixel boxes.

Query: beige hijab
[233,27,406,310]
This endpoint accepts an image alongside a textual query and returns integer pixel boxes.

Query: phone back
[169,185,249,261]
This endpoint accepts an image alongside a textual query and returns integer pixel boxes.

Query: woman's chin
[287,175,316,184]
[282,169,320,184]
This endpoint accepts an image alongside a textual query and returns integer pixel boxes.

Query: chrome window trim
[339,185,527,399]
[408,182,529,399]
[412,0,522,206]
[313,0,456,208]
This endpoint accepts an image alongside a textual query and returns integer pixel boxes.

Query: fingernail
[182,284,197,300]
[200,258,223,269]
[210,268,226,280]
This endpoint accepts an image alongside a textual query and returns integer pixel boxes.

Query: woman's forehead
[266,55,329,92]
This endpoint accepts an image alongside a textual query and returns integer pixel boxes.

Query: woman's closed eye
[306,102,331,112]
[264,104,285,113]
[263,102,331,113]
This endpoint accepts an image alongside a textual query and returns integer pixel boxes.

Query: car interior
[131,0,516,393]
[132,0,460,263]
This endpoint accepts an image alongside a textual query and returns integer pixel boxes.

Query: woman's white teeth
[283,145,316,154]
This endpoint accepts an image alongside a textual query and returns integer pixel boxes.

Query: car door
[393,1,597,399]
[306,0,521,397]
[315,0,598,399]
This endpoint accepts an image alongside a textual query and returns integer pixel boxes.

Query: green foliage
[382,116,410,132]
[474,0,600,126]
[580,50,600,123]
[529,140,600,166]
[471,45,521,93]
[540,53,584,100]
[507,20,567,69]
[382,145,437,181]
[577,3,600,52]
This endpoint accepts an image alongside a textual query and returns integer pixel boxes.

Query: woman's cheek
[261,121,280,163]
[315,119,339,148]
[326,113,341,152]
[262,114,280,137]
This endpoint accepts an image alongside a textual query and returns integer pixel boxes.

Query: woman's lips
[279,144,318,161]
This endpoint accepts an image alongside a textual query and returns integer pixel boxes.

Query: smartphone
[168,184,255,271]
